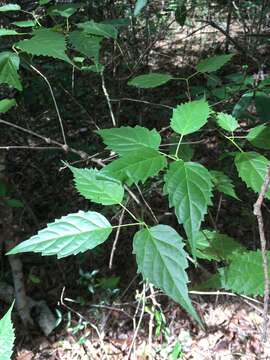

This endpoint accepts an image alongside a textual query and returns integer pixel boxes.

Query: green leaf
[255,91,270,122]
[164,160,213,253]
[175,3,187,26]
[39,0,52,4]
[0,99,16,113]
[101,148,167,185]
[133,225,201,324]
[194,230,245,261]
[170,99,210,135]
[48,4,81,18]
[5,199,24,208]
[0,52,22,91]
[196,54,234,73]
[12,20,36,28]
[134,0,147,16]
[216,112,238,132]
[235,152,270,199]
[232,92,253,119]
[210,170,239,199]
[128,73,172,89]
[7,211,112,258]
[0,29,22,36]
[0,180,7,197]
[77,21,118,39]
[223,251,270,296]
[0,4,20,11]
[0,303,15,360]
[67,165,124,205]
[69,31,102,62]
[16,28,71,63]
[246,124,270,150]
[97,126,161,156]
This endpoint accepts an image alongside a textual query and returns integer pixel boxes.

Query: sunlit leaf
[0,99,16,113]
[196,54,234,73]
[216,112,238,132]
[0,52,22,90]
[246,124,270,150]
[0,303,15,360]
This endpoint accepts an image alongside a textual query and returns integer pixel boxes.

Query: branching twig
[253,165,270,342]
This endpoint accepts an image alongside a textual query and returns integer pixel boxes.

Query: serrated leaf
[246,124,270,150]
[134,0,147,16]
[7,211,112,258]
[235,151,270,199]
[16,28,71,63]
[194,230,245,261]
[69,31,102,62]
[216,112,238,132]
[0,4,20,11]
[67,165,124,205]
[128,73,172,89]
[0,99,16,113]
[101,148,167,185]
[170,99,210,135]
[77,21,118,39]
[0,51,22,91]
[164,160,213,254]
[97,126,161,156]
[210,170,239,199]
[133,225,201,324]
[48,4,81,18]
[12,20,36,28]
[232,92,253,119]
[196,54,234,73]
[223,250,270,296]
[0,303,15,360]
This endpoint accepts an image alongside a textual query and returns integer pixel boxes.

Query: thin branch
[109,205,126,269]
[111,97,173,110]
[253,165,270,342]
[101,72,116,127]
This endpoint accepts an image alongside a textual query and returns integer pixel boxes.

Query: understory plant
[1,1,270,328]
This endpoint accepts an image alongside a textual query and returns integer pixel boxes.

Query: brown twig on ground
[253,165,270,342]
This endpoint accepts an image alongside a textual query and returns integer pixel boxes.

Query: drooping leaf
[0,4,21,11]
[164,160,213,253]
[232,92,253,119]
[77,21,118,39]
[0,303,15,360]
[235,151,270,199]
[133,225,201,324]
[67,165,124,205]
[128,73,172,89]
[170,99,210,135]
[7,211,112,258]
[196,54,234,73]
[97,126,161,156]
[48,4,81,18]
[101,148,167,185]
[223,250,270,296]
[134,0,147,16]
[12,20,36,28]
[0,52,22,91]
[16,28,71,63]
[246,124,270,150]
[0,99,16,113]
[69,31,102,62]
[216,112,238,132]
[210,170,239,199]
[255,91,270,122]
[193,230,245,261]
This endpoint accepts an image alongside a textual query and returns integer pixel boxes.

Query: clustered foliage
[1,1,270,349]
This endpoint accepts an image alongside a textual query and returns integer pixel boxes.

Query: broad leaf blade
[232,92,253,119]
[77,21,118,39]
[16,28,71,63]
[7,211,112,258]
[133,225,202,324]
[196,54,234,73]
[210,170,238,199]
[216,112,238,132]
[164,160,213,253]
[235,152,270,199]
[128,73,172,89]
[68,165,124,205]
[97,126,161,156]
[170,99,210,135]
[0,4,21,11]
[246,124,270,150]
[101,148,167,185]
[0,99,16,113]
[134,0,147,16]
[69,31,102,62]
[0,52,22,91]
[0,303,15,360]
